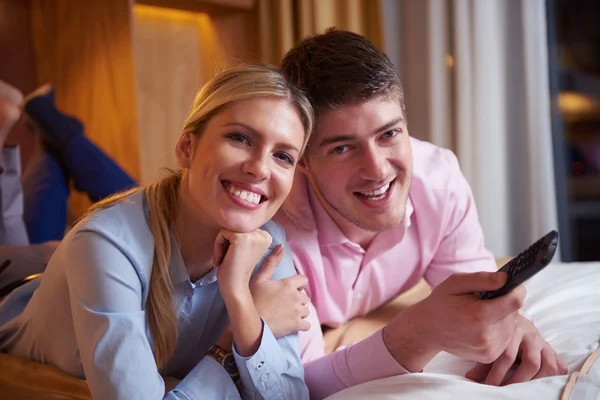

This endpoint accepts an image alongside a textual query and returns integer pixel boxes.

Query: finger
[299,291,310,306]
[485,332,522,386]
[466,363,493,383]
[481,287,526,323]
[213,230,233,266]
[503,337,542,385]
[251,244,283,282]
[556,353,568,375]
[532,346,559,380]
[286,274,309,290]
[443,271,508,295]
[297,319,311,332]
[300,305,310,319]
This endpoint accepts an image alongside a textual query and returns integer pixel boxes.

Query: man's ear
[175,133,194,168]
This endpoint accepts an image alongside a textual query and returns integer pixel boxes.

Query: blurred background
[0,0,598,262]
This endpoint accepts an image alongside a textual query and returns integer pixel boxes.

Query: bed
[325,261,600,400]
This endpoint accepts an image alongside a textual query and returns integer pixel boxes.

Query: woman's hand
[213,229,273,356]
[213,228,273,297]
[250,244,311,338]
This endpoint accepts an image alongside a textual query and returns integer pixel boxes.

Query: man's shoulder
[410,137,465,193]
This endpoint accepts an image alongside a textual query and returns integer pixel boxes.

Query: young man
[277,28,567,399]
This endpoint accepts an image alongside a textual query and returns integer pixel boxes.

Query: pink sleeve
[422,150,534,324]
[302,326,409,399]
[299,301,327,363]
[424,150,497,287]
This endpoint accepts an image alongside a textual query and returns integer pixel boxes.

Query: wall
[0,0,38,170]
[30,0,141,215]
[132,4,258,183]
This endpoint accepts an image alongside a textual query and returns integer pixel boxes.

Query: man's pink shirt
[275,138,497,399]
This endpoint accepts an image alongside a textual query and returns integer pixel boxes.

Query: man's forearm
[305,328,411,400]
[324,279,432,352]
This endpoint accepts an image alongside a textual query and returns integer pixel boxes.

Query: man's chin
[350,211,406,232]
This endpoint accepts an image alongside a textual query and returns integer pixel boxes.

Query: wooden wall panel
[134,6,215,183]
[30,0,141,215]
[0,0,38,171]
[132,5,258,183]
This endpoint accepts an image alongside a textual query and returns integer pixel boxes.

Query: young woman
[0,64,314,399]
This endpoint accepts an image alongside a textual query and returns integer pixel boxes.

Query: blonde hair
[86,63,314,369]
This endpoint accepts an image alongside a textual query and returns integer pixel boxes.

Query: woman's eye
[227,133,250,145]
[329,145,350,155]
[275,152,294,165]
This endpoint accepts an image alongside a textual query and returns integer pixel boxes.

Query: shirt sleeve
[300,306,409,399]
[423,149,497,287]
[231,231,309,400]
[65,230,241,400]
[0,146,28,246]
[420,152,534,321]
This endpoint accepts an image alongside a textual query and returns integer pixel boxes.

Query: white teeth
[361,183,390,197]
[227,184,261,205]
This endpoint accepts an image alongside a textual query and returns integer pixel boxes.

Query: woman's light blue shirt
[0,190,309,399]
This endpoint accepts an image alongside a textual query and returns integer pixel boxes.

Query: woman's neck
[174,181,220,282]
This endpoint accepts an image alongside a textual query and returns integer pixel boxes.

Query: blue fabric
[22,92,137,242]
[59,133,137,203]
[0,190,308,399]
[21,147,69,243]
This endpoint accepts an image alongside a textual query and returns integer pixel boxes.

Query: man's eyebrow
[318,116,404,148]
[319,134,357,147]
[374,117,404,134]
[222,122,301,153]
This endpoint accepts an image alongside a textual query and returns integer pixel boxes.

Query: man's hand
[383,271,525,372]
[465,315,568,385]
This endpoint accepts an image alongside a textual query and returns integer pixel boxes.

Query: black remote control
[480,230,559,300]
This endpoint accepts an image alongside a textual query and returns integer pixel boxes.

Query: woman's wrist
[216,325,234,349]
[225,297,263,357]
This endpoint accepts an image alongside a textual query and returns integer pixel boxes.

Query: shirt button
[354,292,364,299]
[260,374,268,382]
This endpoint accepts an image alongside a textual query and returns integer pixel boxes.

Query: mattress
[326,261,600,399]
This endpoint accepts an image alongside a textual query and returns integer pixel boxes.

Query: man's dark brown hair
[281,27,405,115]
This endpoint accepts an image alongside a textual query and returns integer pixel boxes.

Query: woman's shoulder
[258,220,296,280]
[65,189,155,275]
[260,220,287,245]
[74,190,150,238]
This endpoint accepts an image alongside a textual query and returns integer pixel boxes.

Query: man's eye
[382,129,400,139]
[330,145,349,155]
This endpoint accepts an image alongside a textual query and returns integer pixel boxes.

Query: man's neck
[328,209,378,250]
[309,186,378,250]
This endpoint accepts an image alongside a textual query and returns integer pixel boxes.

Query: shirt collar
[168,233,218,287]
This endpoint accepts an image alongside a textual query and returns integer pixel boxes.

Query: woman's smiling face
[176,96,306,232]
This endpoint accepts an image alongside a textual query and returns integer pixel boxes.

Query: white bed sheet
[326,262,600,400]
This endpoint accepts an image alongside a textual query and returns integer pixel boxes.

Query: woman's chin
[219,216,267,233]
